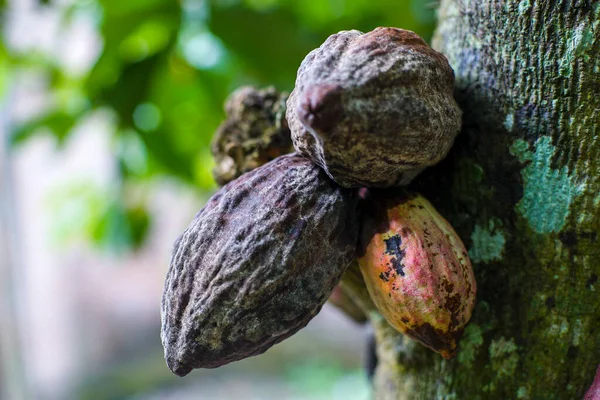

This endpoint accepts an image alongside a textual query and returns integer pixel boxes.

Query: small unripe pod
[287,27,462,188]
[358,190,476,358]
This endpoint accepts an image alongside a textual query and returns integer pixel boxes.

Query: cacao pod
[212,86,293,185]
[161,154,359,375]
[210,95,365,325]
[358,190,476,358]
[286,27,462,188]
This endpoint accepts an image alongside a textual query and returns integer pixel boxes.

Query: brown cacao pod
[211,86,292,185]
[358,190,476,358]
[287,27,462,188]
[161,154,359,375]
[210,97,364,325]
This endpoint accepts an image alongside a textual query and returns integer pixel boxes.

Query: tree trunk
[367,1,600,399]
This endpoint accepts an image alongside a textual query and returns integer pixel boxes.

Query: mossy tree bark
[365,1,600,399]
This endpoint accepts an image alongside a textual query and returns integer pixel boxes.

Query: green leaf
[0,46,9,98]
[86,0,180,97]
[209,5,317,89]
[99,0,171,17]
[90,54,162,124]
[88,198,151,252]
[10,111,80,146]
[125,205,151,249]
[90,201,131,252]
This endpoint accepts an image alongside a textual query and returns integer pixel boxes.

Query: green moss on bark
[369,1,600,399]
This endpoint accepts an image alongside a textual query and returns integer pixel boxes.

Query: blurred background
[0,0,435,399]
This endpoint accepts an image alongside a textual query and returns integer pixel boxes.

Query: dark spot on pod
[384,235,402,256]
[444,293,462,327]
[442,280,455,293]
[390,258,406,277]
[356,191,417,257]
[384,235,406,276]
[404,323,457,359]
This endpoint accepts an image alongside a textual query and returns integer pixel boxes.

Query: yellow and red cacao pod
[358,191,476,358]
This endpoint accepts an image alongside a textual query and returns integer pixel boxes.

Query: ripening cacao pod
[358,190,476,358]
[161,154,359,376]
[286,27,462,188]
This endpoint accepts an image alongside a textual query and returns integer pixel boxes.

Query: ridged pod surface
[161,154,359,376]
[211,86,292,185]
[287,27,461,188]
[358,190,476,358]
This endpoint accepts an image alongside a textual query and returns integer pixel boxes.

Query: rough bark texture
[367,1,600,399]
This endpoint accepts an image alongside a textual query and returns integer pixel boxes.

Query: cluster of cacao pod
[161,27,476,377]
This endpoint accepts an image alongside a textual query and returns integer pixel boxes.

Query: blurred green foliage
[46,180,151,251]
[2,0,435,251]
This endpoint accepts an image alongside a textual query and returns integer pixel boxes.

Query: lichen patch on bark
[510,137,584,234]
[469,219,506,263]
